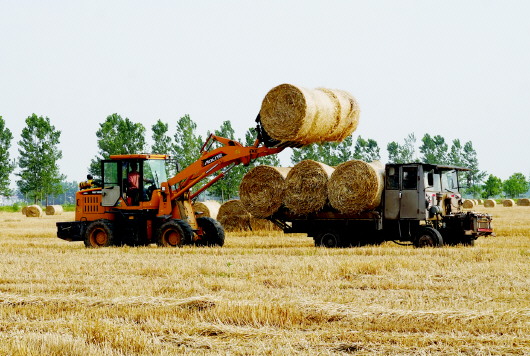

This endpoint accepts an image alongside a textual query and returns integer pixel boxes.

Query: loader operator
[127,162,153,205]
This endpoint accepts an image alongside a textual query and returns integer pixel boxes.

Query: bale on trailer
[239,166,291,218]
[259,84,360,144]
[193,201,221,219]
[462,199,475,209]
[25,205,42,217]
[328,160,385,214]
[45,205,63,215]
[518,198,530,206]
[503,199,515,207]
[484,199,496,208]
[283,160,334,215]
[217,200,252,232]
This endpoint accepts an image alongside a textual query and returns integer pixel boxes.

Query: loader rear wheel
[84,220,115,248]
[414,227,443,248]
[157,220,188,247]
[196,217,225,247]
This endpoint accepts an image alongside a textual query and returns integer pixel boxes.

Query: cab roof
[387,162,470,172]
[109,154,170,160]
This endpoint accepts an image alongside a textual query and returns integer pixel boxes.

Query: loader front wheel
[196,217,225,247]
[157,220,187,247]
[414,227,443,248]
[84,220,115,248]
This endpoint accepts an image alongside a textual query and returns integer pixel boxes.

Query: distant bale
[21,206,27,215]
[217,200,252,232]
[45,205,63,215]
[25,205,42,217]
[518,198,530,206]
[193,201,221,220]
[239,166,291,218]
[250,218,281,232]
[503,199,515,207]
[477,199,483,205]
[462,199,475,209]
[484,199,496,208]
[259,84,360,144]
[284,160,334,215]
[328,160,385,214]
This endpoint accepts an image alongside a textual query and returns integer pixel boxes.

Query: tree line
[0,114,528,204]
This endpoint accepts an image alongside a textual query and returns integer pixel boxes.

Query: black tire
[319,232,341,248]
[84,220,115,248]
[196,217,225,247]
[414,227,444,248]
[157,220,190,247]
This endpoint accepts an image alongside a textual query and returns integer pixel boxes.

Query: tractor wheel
[319,232,341,248]
[157,220,189,247]
[84,220,115,248]
[414,227,443,248]
[196,217,225,247]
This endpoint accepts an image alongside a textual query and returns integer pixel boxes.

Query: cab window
[402,167,418,190]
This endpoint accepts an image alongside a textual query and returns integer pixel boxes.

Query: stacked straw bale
[217,200,279,232]
[259,84,360,144]
[193,201,221,219]
[484,199,496,208]
[283,160,334,215]
[25,205,42,217]
[503,199,515,207]
[462,199,475,209]
[518,198,530,206]
[328,160,385,214]
[45,205,63,215]
[239,166,291,218]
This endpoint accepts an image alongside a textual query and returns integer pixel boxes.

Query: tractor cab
[101,154,172,207]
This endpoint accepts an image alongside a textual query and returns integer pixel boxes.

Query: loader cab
[101,154,171,207]
[384,163,467,221]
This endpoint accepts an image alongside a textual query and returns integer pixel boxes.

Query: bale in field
[217,200,252,232]
[250,218,281,232]
[259,84,360,144]
[239,166,291,218]
[518,198,530,206]
[462,199,475,209]
[503,199,515,207]
[484,199,496,208]
[283,160,334,215]
[477,199,483,205]
[328,160,385,214]
[193,201,221,219]
[25,205,42,217]
[45,205,63,215]
[21,206,27,215]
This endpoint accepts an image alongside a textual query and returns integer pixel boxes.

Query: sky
[1,0,529,186]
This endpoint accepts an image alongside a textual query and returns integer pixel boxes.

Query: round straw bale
[517,198,530,206]
[503,199,515,207]
[25,205,43,217]
[477,199,483,205]
[217,200,252,232]
[483,199,496,208]
[328,160,385,214]
[259,84,359,144]
[249,218,281,232]
[283,160,334,215]
[193,201,221,219]
[21,206,27,215]
[239,166,291,218]
[462,199,475,209]
[45,205,64,215]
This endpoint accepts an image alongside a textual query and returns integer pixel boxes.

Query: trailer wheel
[414,227,443,248]
[157,220,188,247]
[84,220,115,248]
[196,217,225,247]
[319,232,341,248]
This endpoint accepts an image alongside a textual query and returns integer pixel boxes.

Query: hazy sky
[1,1,529,184]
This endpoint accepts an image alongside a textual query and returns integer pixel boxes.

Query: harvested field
[0,206,529,355]
[283,160,334,215]
[239,166,291,218]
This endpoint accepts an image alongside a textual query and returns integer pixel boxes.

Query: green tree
[352,136,381,162]
[461,141,486,197]
[419,134,448,164]
[151,119,172,155]
[481,174,503,199]
[173,114,203,169]
[89,114,146,176]
[290,136,355,166]
[16,114,65,204]
[387,133,417,163]
[0,116,14,197]
[290,143,321,164]
[503,173,528,198]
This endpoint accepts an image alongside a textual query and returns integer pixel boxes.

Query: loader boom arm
[166,133,284,201]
